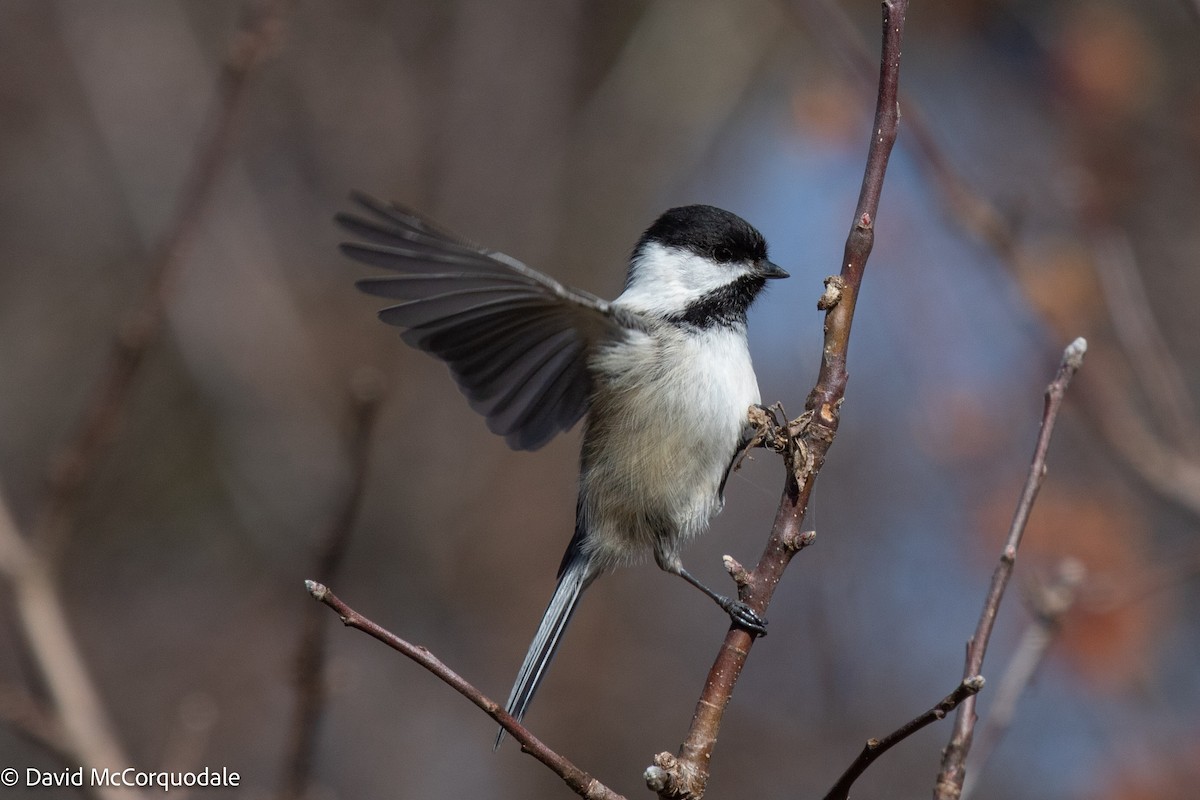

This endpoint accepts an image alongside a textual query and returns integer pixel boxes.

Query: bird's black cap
[637,205,770,267]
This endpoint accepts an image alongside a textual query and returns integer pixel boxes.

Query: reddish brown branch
[31,0,291,560]
[933,338,1087,800]
[645,4,910,798]
[278,372,384,800]
[306,582,626,800]
[806,0,905,418]
[823,676,985,800]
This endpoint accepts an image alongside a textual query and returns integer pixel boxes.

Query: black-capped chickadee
[337,194,788,744]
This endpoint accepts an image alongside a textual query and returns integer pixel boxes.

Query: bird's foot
[717,596,768,637]
[743,403,789,460]
[671,565,769,637]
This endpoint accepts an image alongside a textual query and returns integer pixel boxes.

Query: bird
[337,193,788,744]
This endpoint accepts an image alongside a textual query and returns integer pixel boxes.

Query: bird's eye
[713,246,734,263]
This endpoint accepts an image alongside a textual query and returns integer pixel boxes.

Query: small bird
[337,194,787,743]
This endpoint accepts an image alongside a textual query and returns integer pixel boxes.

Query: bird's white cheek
[617,243,752,317]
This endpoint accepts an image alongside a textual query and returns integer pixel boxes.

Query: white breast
[579,323,760,568]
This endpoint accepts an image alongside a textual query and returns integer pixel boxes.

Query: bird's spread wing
[339,193,636,451]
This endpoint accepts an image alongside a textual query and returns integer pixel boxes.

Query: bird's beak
[759,260,789,280]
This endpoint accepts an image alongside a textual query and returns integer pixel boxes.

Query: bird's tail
[495,551,590,749]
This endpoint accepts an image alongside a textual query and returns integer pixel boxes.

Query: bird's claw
[721,598,768,637]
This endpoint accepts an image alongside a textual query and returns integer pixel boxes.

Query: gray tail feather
[494,554,589,749]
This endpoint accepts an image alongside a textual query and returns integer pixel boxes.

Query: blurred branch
[794,0,1200,529]
[31,0,291,560]
[278,371,384,800]
[788,0,1019,261]
[934,339,1087,800]
[562,0,784,265]
[305,581,626,800]
[960,558,1086,800]
[0,683,71,765]
[1076,538,1200,613]
[0,492,145,800]
[1091,233,1200,457]
[1076,368,1200,517]
[156,694,219,800]
[823,675,985,800]
[645,3,909,798]
[0,4,290,795]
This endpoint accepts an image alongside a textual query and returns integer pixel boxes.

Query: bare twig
[278,371,384,800]
[823,676,985,800]
[646,4,910,798]
[960,558,1086,800]
[305,582,626,800]
[0,492,145,800]
[933,338,1088,800]
[31,0,291,560]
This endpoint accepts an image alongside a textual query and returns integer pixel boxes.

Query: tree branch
[1091,235,1200,456]
[278,371,384,800]
[0,683,71,766]
[960,558,1086,800]
[796,0,1200,528]
[645,3,910,797]
[31,0,291,561]
[305,582,626,800]
[823,676,985,800]
[0,5,290,796]
[0,492,146,800]
[933,338,1088,800]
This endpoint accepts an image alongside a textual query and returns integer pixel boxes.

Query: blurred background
[2,1,1199,798]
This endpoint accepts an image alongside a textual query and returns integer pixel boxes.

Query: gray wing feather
[339,194,633,451]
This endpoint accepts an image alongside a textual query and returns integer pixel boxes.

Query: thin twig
[823,676,985,800]
[933,338,1088,800]
[305,582,626,800]
[278,371,384,800]
[31,0,291,561]
[960,558,1086,800]
[646,4,910,798]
